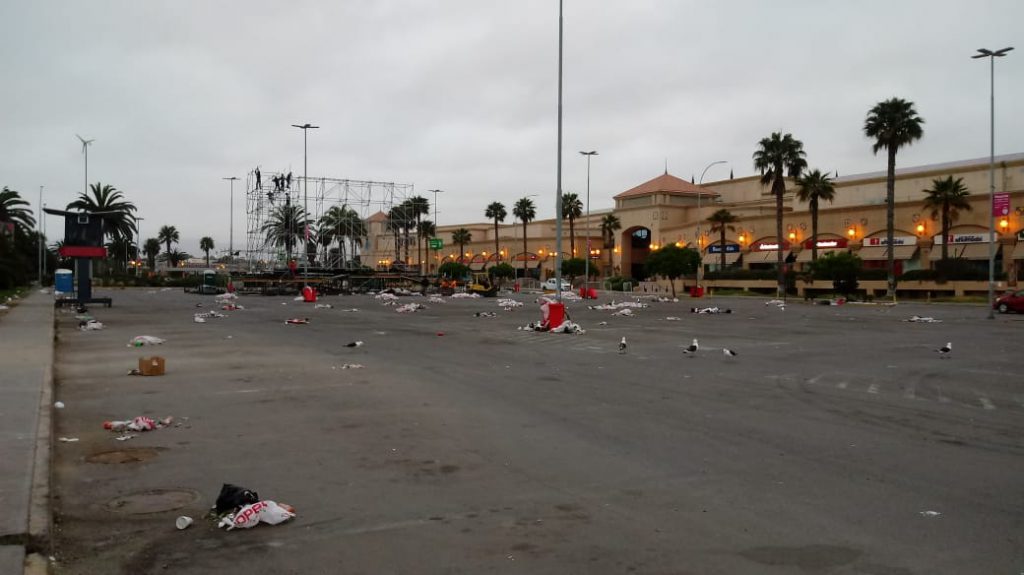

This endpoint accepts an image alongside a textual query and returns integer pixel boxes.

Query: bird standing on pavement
[935,342,952,359]
[722,348,738,357]
[618,337,628,354]
[683,338,699,357]
[345,341,364,348]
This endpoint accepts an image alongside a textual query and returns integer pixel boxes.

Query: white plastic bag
[128,335,166,347]
[224,500,296,530]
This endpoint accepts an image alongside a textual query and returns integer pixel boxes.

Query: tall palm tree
[407,196,430,273]
[706,209,739,270]
[753,132,807,297]
[562,192,583,257]
[600,213,621,272]
[200,236,215,267]
[451,228,472,264]
[864,98,924,297]
[417,220,435,271]
[143,238,161,270]
[157,225,180,256]
[512,197,536,279]
[66,182,137,241]
[484,202,507,267]
[0,187,36,233]
[160,249,191,268]
[922,176,972,262]
[261,204,308,262]
[387,203,414,264]
[795,169,837,262]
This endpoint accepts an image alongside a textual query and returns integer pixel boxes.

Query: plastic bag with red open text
[220,500,296,530]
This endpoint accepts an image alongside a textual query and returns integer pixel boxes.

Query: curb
[24,304,55,575]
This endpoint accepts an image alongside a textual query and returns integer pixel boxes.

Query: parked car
[541,278,572,291]
[994,289,1024,313]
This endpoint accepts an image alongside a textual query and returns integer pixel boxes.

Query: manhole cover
[86,447,164,464]
[105,489,199,514]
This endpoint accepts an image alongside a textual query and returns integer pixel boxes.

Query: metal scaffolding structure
[244,170,414,272]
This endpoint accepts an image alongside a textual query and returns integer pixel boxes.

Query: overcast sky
[2,0,1022,254]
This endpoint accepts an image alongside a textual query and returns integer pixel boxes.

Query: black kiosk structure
[44,208,115,308]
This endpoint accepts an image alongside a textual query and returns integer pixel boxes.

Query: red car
[994,289,1024,313]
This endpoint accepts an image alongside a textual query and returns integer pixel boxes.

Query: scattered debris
[589,301,648,311]
[344,341,364,348]
[612,308,635,317]
[219,500,296,531]
[314,303,333,309]
[497,298,523,308]
[54,401,65,409]
[396,303,426,313]
[597,321,608,326]
[58,437,79,443]
[550,320,585,334]
[128,335,166,347]
[450,292,481,299]
[114,434,136,441]
[723,348,739,357]
[341,363,364,369]
[905,315,942,323]
[664,316,682,321]
[919,510,942,518]
[104,416,174,432]
[653,296,679,303]
[79,319,105,331]
[376,293,400,305]
[691,307,732,314]
[340,308,360,312]
[176,516,194,530]
[474,311,497,318]
[136,356,166,376]
[428,296,446,304]
[285,318,310,325]
[214,484,260,514]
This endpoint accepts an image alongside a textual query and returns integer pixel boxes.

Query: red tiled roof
[613,173,718,200]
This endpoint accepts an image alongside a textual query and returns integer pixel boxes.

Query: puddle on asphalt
[105,488,199,514]
[86,447,165,464]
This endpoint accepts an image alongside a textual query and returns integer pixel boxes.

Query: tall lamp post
[135,217,144,275]
[223,176,239,268]
[579,151,597,291]
[697,160,728,288]
[554,0,565,302]
[428,188,443,274]
[291,123,319,285]
[972,46,1013,320]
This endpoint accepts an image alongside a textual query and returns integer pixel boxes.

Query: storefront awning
[705,251,742,265]
[929,243,1000,260]
[795,248,847,263]
[746,250,789,264]
[857,245,919,261]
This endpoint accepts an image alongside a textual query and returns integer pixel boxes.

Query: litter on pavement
[285,318,310,325]
[905,315,943,323]
[103,416,174,432]
[79,319,104,331]
[396,303,426,313]
[219,500,296,531]
[128,335,166,347]
[691,306,732,314]
[58,437,79,443]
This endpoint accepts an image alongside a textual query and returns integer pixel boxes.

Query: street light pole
[579,151,597,292]
[223,177,239,267]
[428,189,443,274]
[697,160,728,289]
[972,47,1012,320]
[291,123,319,286]
[554,0,565,302]
[37,186,43,285]
[135,217,144,276]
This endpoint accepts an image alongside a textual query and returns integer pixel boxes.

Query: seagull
[683,338,699,357]
[722,348,738,357]
[935,342,952,359]
[345,341,364,348]
[618,337,628,354]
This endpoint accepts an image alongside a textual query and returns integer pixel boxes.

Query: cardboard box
[138,356,166,376]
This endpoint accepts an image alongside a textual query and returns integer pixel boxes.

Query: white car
[541,278,572,291]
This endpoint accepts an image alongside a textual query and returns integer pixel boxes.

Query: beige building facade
[363,153,1024,285]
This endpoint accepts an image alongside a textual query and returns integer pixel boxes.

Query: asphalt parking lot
[51,288,1024,574]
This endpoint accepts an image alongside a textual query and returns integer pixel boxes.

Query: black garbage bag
[215,483,259,514]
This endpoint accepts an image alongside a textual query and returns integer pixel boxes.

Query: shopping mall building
[364,152,1024,295]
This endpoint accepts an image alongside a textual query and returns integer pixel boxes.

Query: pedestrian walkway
[0,292,55,575]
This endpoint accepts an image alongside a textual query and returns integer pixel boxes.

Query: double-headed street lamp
[971,46,1013,320]
[428,189,444,274]
[579,151,598,289]
[223,176,239,266]
[696,160,728,288]
[291,123,319,284]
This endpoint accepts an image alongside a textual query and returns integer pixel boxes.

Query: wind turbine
[75,134,95,195]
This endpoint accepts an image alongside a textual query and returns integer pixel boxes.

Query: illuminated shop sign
[802,238,848,249]
[867,236,916,246]
[708,244,740,253]
[933,232,995,244]
[754,241,790,251]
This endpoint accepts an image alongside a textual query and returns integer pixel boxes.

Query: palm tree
[922,176,972,262]
[387,203,413,264]
[417,220,436,271]
[600,213,621,273]
[753,132,807,297]
[795,170,837,262]
[143,238,161,270]
[159,249,191,268]
[200,236,215,267]
[562,192,583,257]
[451,228,472,264]
[407,196,430,273]
[261,204,308,262]
[66,182,137,241]
[484,202,507,267]
[864,98,924,298]
[512,197,536,279]
[706,209,739,270]
[0,187,36,233]
[157,225,180,256]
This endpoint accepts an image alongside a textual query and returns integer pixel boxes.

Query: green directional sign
[429,238,443,250]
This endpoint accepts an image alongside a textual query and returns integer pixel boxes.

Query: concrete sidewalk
[0,292,55,574]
